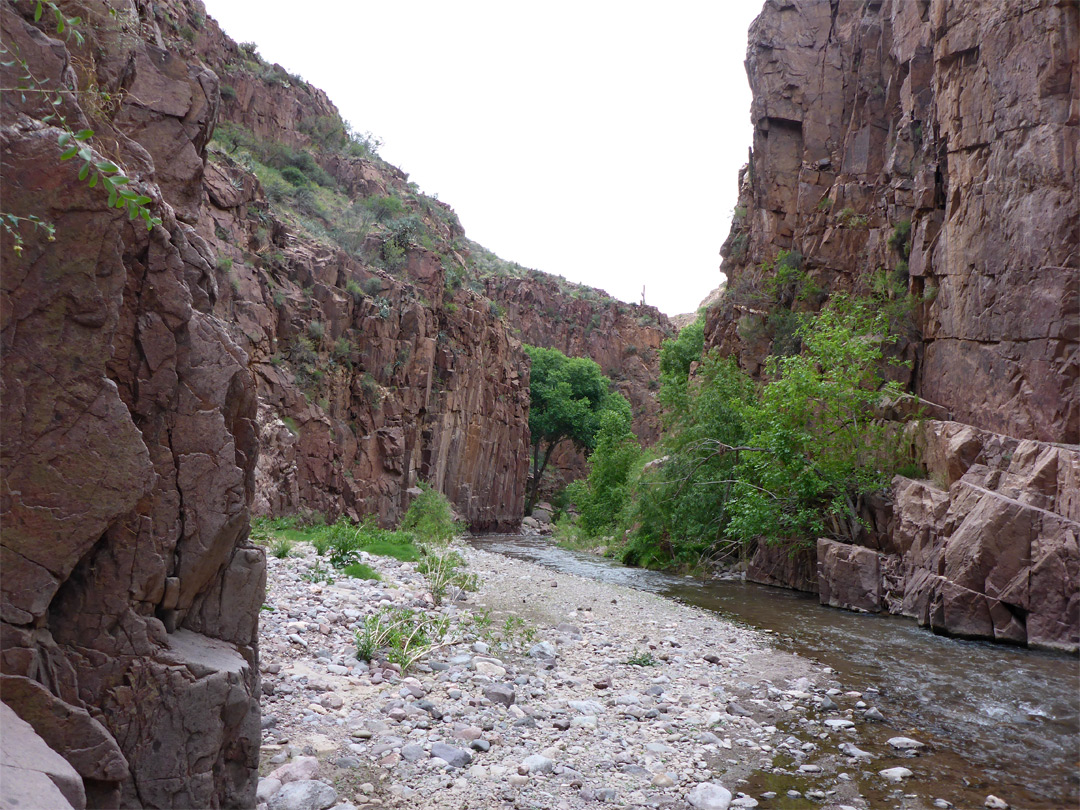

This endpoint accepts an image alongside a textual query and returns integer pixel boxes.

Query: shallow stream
[471,535,1079,809]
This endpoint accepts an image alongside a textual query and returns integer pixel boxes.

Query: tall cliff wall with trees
[562,0,1078,653]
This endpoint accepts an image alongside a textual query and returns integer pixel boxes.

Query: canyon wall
[484,274,673,491]
[718,0,1078,650]
[710,0,1077,442]
[160,0,532,530]
[2,2,262,806]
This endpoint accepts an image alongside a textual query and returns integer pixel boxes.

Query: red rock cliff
[709,0,1077,443]
[149,0,533,530]
[717,0,1078,651]
[2,1,262,806]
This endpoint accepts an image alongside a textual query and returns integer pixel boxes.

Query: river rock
[887,736,925,751]
[270,756,319,783]
[483,684,516,707]
[687,781,733,810]
[430,743,473,769]
[267,780,338,810]
[984,796,1009,810]
[879,767,913,782]
[529,641,557,659]
[521,754,555,774]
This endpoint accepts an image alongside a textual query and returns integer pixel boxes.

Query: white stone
[686,782,732,810]
[879,767,914,782]
[887,736,925,750]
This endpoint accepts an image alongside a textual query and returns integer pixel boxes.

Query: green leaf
[107,189,117,207]
[57,132,70,147]
[111,175,129,185]
[77,147,92,162]
[133,195,152,206]
[95,161,118,174]
[118,187,136,199]
[59,145,78,160]
[35,2,43,22]
[74,129,93,141]
[88,173,98,188]
[78,162,90,181]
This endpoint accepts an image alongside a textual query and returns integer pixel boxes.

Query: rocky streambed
[251,541,1020,810]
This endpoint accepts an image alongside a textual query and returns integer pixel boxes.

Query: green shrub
[342,562,381,581]
[270,536,294,558]
[888,219,912,258]
[280,166,308,186]
[417,550,478,605]
[363,194,405,223]
[355,607,452,670]
[400,485,459,543]
[308,320,325,340]
[220,83,236,102]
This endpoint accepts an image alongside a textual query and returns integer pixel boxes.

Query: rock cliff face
[483,274,673,489]
[0,0,532,805]
[710,0,1077,442]
[147,0,533,530]
[2,2,262,806]
[723,0,1078,650]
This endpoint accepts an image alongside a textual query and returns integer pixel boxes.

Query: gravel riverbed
[255,541,958,810]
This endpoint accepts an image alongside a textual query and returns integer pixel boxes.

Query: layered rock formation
[2,2,262,806]
[131,0,534,530]
[725,0,1078,650]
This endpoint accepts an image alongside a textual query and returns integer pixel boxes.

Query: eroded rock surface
[2,3,262,806]
[706,0,1078,444]
[816,421,1079,651]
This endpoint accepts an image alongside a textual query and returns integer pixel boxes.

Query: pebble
[430,743,472,769]
[984,796,1009,810]
[482,683,515,707]
[256,544,945,810]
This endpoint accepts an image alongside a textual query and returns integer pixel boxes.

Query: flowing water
[471,535,1079,809]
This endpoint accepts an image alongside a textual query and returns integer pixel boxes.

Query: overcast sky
[203,1,763,316]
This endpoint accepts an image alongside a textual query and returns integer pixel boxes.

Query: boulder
[817,539,881,612]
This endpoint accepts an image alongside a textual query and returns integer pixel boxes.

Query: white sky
[203,1,762,316]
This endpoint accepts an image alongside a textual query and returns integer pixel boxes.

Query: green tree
[622,352,755,568]
[523,345,629,513]
[726,297,907,545]
[566,408,641,537]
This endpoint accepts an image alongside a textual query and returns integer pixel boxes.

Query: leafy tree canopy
[523,345,630,512]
